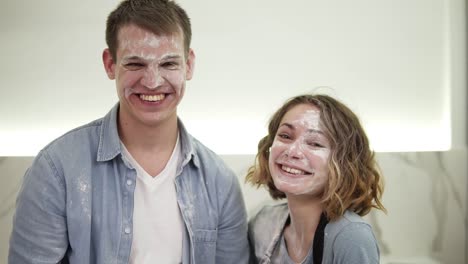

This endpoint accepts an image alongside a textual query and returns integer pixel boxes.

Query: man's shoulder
[190,136,219,158]
[25,117,107,185]
[41,117,104,157]
[190,136,233,172]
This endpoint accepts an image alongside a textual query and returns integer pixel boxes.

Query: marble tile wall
[223,150,467,264]
[1,149,466,263]
[1,157,34,263]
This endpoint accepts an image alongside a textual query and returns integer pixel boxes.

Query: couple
[8,0,385,263]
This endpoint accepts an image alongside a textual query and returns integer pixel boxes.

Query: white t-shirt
[121,136,183,264]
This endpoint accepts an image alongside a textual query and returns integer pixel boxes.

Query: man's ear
[185,49,195,80]
[102,48,116,80]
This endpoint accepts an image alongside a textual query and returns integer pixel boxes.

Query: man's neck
[118,113,179,176]
[120,120,178,151]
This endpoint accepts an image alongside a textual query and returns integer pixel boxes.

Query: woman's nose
[285,141,305,159]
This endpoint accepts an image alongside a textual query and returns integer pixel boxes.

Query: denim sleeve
[332,222,380,264]
[215,171,250,264]
[8,151,68,264]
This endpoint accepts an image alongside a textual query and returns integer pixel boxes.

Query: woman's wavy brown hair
[245,94,386,220]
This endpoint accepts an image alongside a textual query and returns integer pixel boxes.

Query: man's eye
[124,63,144,70]
[161,61,179,70]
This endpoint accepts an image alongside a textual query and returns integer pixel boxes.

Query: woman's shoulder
[249,202,288,232]
[325,211,376,248]
[248,203,289,261]
[331,212,375,241]
[251,202,288,220]
[327,210,371,231]
[323,211,380,263]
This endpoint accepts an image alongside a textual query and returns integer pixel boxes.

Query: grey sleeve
[332,222,380,264]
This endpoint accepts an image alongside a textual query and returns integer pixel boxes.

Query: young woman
[246,94,386,264]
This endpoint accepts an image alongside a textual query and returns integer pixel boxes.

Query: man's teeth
[140,94,165,102]
[282,165,304,175]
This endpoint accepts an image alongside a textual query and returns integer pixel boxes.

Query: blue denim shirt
[9,104,250,264]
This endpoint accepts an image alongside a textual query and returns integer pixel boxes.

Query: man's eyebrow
[160,54,183,60]
[121,55,144,62]
[121,54,182,62]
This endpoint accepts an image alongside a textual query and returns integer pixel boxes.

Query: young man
[8,0,249,263]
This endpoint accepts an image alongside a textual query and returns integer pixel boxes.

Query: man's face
[103,23,195,128]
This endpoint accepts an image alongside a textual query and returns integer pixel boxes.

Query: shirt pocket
[192,229,218,264]
[192,229,218,243]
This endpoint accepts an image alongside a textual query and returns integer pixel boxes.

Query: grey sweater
[248,203,380,264]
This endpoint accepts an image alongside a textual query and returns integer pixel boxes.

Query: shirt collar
[177,118,200,168]
[96,103,199,168]
[97,103,121,162]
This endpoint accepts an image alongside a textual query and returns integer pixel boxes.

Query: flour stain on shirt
[184,201,195,221]
[77,175,91,220]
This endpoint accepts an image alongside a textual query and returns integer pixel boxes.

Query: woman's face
[268,103,331,197]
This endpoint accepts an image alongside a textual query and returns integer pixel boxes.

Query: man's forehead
[118,24,183,42]
[119,30,180,46]
[116,27,184,58]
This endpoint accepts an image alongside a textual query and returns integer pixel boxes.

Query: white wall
[0,0,465,156]
[0,1,466,262]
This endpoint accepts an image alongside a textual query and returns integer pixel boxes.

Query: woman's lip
[278,162,311,173]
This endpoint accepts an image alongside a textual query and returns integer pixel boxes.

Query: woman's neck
[284,196,323,263]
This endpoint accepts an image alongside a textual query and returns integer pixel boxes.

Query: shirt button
[124,227,131,234]
[126,179,133,186]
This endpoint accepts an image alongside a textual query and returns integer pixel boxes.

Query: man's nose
[141,66,164,89]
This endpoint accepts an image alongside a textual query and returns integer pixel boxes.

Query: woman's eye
[278,133,290,139]
[306,141,324,148]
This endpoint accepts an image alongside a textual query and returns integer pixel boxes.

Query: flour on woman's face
[268,104,331,197]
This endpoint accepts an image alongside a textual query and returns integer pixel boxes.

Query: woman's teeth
[281,165,304,175]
